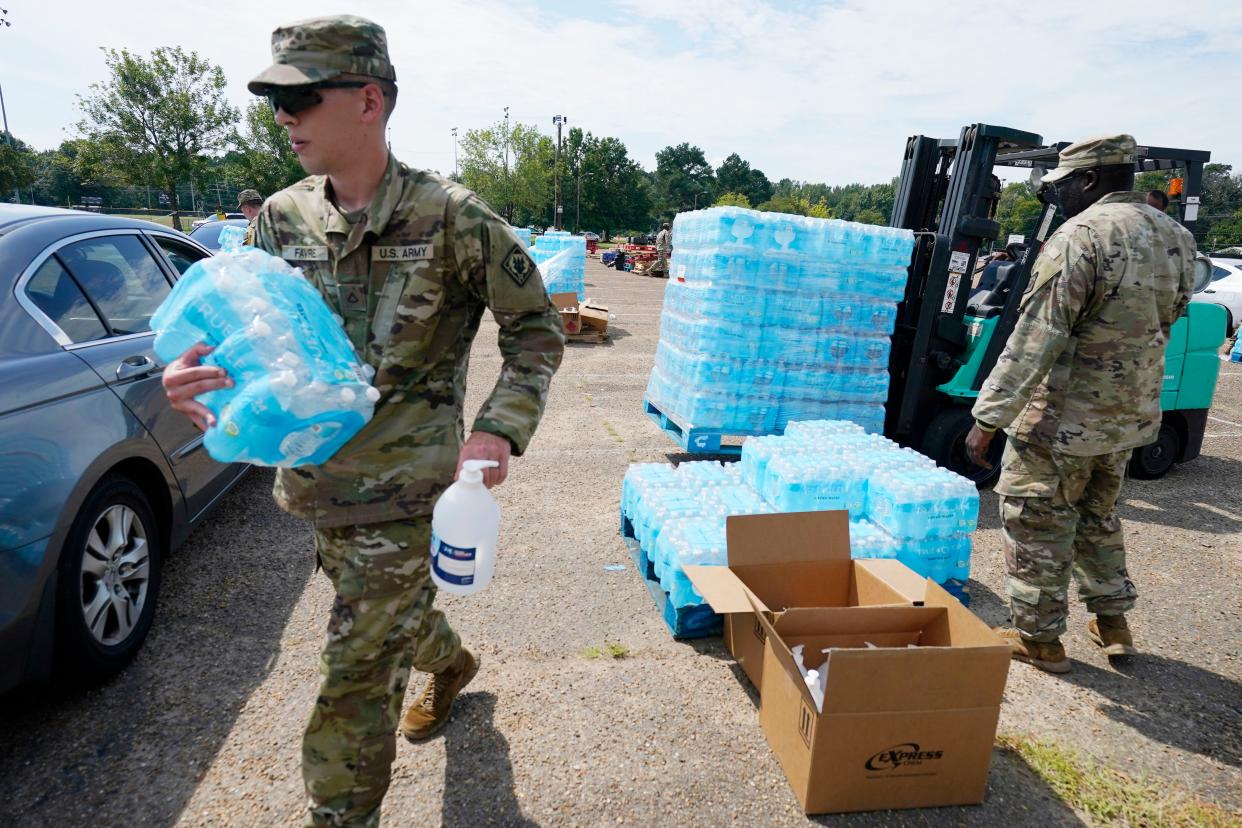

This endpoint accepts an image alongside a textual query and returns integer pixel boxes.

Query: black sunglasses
[267,81,369,116]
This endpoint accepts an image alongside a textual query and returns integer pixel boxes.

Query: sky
[2,0,1241,186]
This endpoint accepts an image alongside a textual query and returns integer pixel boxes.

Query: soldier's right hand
[162,343,232,432]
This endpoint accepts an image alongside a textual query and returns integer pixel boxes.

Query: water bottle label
[279,421,342,462]
[430,533,476,586]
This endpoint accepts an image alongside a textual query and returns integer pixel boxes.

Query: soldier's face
[241,203,261,221]
[273,88,371,175]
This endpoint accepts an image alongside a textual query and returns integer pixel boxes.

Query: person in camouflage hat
[163,15,565,827]
[653,221,672,277]
[966,134,1196,674]
[237,188,264,245]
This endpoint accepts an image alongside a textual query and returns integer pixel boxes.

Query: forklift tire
[1127,423,1181,480]
[922,407,1004,488]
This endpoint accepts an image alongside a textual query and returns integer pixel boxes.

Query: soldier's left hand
[457,431,511,488]
[965,425,995,469]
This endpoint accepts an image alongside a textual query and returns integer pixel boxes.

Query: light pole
[552,115,566,230]
[451,126,458,180]
[1,8,18,203]
[693,190,708,210]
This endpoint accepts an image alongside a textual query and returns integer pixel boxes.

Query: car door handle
[116,355,157,381]
[1204,289,1216,294]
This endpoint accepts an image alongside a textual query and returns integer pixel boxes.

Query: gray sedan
[0,205,247,693]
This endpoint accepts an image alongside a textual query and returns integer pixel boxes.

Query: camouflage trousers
[304,518,461,828]
[653,251,670,275]
[995,439,1137,643]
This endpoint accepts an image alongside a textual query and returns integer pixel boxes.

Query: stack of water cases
[531,230,586,299]
[620,420,979,637]
[510,226,532,248]
[646,207,915,435]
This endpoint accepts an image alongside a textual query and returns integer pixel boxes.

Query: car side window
[1212,266,1232,282]
[58,235,172,336]
[152,235,207,276]
[23,257,109,343]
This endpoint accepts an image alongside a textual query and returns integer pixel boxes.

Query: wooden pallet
[642,398,771,456]
[567,330,609,344]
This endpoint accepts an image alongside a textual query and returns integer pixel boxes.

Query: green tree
[807,198,832,219]
[654,143,715,220]
[994,182,1043,242]
[227,101,305,197]
[853,207,886,225]
[0,132,39,200]
[562,128,651,238]
[714,191,751,208]
[459,119,554,226]
[76,46,239,229]
[715,152,773,208]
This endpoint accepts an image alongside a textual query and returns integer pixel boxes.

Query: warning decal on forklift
[948,251,970,274]
[942,273,961,313]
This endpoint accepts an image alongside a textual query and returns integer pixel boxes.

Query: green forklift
[885,124,1227,484]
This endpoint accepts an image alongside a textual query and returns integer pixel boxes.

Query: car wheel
[1128,423,1181,480]
[922,406,1004,487]
[55,475,163,683]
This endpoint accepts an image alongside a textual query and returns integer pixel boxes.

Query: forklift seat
[967,261,1018,318]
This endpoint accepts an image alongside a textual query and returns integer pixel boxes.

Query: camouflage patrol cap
[1041,134,1137,184]
[247,15,396,94]
[236,189,263,207]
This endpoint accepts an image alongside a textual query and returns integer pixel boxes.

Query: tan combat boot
[400,648,480,742]
[1088,615,1139,657]
[993,627,1071,674]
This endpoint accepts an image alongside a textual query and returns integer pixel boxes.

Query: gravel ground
[1,257,1239,827]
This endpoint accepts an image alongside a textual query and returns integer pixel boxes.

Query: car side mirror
[1193,255,1213,293]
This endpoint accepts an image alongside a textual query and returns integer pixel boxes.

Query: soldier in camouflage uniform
[162,16,565,827]
[966,135,1195,674]
[237,188,264,246]
[653,221,672,277]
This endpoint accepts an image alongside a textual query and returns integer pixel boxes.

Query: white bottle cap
[460,459,500,483]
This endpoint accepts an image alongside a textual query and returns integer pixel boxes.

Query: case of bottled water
[510,226,532,248]
[620,421,978,615]
[531,230,586,299]
[646,207,914,435]
[150,227,379,467]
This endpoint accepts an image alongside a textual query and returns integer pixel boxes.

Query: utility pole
[1,9,19,204]
[552,115,566,230]
[451,127,458,180]
[503,107,511,222]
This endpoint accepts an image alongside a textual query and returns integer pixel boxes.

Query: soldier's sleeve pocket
[1006,579,1043,607]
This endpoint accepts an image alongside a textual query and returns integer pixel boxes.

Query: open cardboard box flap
[685,511,924,614]
[747,591,1011,714]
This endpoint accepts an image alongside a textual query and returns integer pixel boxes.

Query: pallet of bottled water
[644,207,915,448]
[510,226,532,248]
[531,230,586,299]
[619,420,978,637]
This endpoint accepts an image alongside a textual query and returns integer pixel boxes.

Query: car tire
[54,475,163,684]
[922,406,1004,487]
[1128,423,1181,480]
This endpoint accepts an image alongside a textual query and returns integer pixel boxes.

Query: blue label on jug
[430,533,476,586]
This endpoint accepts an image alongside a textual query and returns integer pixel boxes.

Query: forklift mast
[885,124,1049,446]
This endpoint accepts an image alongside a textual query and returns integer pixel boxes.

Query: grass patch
[998,734,1239,827]
[602,421,623,443]
[582,642,633,660]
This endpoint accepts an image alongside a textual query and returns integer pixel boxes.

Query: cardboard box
[550,292,581,335]
[750,586,1011,814]
[579,301,609,334]
[684,511,928,691]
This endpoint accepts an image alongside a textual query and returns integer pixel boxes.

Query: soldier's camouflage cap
[1041,134,1137,184]
[236,189,263,207]
[247,15,396,94]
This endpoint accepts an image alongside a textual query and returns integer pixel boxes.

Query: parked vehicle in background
[1192,257,1242,334]
[583,231,600,241]
[190,213,245,231]
[0,205,248,694]
[189,218,251,251]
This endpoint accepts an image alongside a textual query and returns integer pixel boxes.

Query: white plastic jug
[430,460,501,596]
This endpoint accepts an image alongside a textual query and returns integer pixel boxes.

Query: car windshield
[190,221,245,250]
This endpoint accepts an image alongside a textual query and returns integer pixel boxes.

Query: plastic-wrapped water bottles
[510,226,532,248]
[649,207,914,435]
[531,230,586,299]
[150,229,379,466]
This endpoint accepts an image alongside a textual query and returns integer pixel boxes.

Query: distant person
[213,205,227,221]
[1146,189,1169,211]
[654,222,672,278]
[966,135,1196,674]
[237,188,264,245]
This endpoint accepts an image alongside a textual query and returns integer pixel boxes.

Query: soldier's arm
[449,194,566,455]
[972,227,1096,429]
[249,205,282,257]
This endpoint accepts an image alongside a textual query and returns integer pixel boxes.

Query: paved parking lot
[1,257,1238,826]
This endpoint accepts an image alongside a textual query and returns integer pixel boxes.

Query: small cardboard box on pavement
[749,587,1011,814]
[579,301,609,335]
[550,292,581,335]
[684,511,929,692]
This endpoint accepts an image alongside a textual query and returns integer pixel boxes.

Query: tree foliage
[76,46,238,228]
[0,132,39,199]
[714,191,751,208]
[715,153,772,208]
[226,101,305,197]
[653,143,715,220]
[562,127,651,238]
[459,119,554,226]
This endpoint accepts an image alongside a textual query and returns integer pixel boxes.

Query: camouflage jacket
[972,191,1195,455]
[252,154,565,527]
[655,228,671,253]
